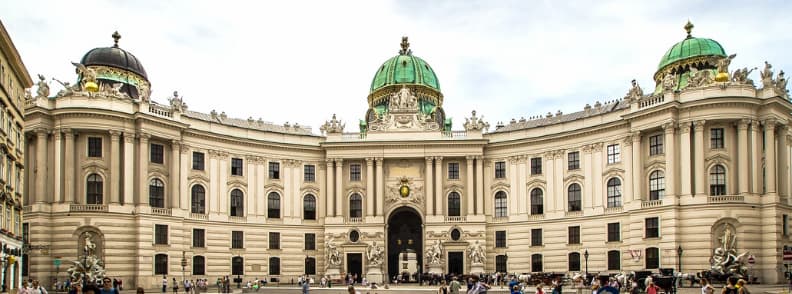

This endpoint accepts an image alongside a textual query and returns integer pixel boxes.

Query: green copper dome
[370,37,440,93]
[657,21,726,71]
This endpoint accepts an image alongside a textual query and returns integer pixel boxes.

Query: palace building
[0,20,31,293]
[21,22,792,287]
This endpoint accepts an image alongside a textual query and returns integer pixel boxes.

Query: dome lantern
[77,31,151,100]
[653,21,728,93]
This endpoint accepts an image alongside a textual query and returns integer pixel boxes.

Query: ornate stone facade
[19,24,792,288]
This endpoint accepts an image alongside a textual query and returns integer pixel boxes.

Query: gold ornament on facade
[399,176,410,197]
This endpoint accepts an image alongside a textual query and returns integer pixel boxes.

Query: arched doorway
[387,206,423,282]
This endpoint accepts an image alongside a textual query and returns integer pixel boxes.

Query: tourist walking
[30,280,48,294]
[301,278,310,294]
[172,278,179,294]
[449,276,462,294]
[100,278,120,294]
[701,278,714,294]
[162,276,168,293]
[722,278,738,294]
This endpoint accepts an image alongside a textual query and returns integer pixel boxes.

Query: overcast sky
[2,1,790,133]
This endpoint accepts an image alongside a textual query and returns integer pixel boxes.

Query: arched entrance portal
[387,206,423,282]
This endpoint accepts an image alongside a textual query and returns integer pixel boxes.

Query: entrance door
[448,252,464,275]
[387,206,423,281]
[347,253,363,282]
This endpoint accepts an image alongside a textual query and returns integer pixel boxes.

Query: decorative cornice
[187,173,210,183]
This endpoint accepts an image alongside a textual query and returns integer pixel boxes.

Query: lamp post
[180,251,187,284]
[583,249,589,285]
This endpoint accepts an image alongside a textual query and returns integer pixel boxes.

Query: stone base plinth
[366,266,384,284]
[470,262,484,275]
[326,266,342,280]
[428,263,443,275]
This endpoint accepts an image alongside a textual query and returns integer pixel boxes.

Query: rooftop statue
[731,67,756,85]
[776,70,788,97]
[716,54,737,74]
[760,61,774,88]
[662,73,677,92]
[463,110,490,133]
[320,114,345,134]
[138,83,150,101]
[626,79,644,101]
[36,74,50,98]
[687,66,713,88]
[71,62,97,91]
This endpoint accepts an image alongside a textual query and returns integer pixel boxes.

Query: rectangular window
[530,157,542,175]
[231,231,244,249]
[784,215,789,237]
[607,144,620,164]
[495,255,507,273]
[269,232,280,249]
[568,226,580,244]
[494,161,506,178]
[495,231,506,248]
[269,162,280,179]
[645,217,660,238]
[192,229,205,248]
[607,222,621,242]
[447,162,460,180]
[350,164,361,181]
[568,151,580,170]
[231,158,244,176]
[649,134,664,156]
[531,229,542,246]
[192,152,205,170]
[305,233,316,250]
[88,137,102,157]
[607,250,621,271]
[304,165,316,182]
[150,143,164,164]
[154,224,168,245]
[711,128,725,149]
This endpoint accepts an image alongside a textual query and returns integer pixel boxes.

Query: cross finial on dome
[112,31,121,47]
[684,20,694,38]
[399,36,411,55]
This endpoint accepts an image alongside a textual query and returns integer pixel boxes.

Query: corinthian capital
[693,120,705,132]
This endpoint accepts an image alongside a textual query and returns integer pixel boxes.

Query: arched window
[191,185,206,214]
[267,192,280,218]
[531,254,543,272]
[649,171,665,200]
[447,192,461,216]
[607,178,622,208]
[530,188,543,215]
[646,247,660,269]
[568,184,582,212]
[568,252,581,271]
[154,254,168,275]
[349,193,362,218]
[303,194,316,220]
[607,250,621,270]
[231,256,244,275]
[192,256,205,275]
[305,257,316,275]
[149,178,165,208]
[86,174,103,204]
[710,165,726,196]
[269,257,281,275]
[494,191,507,218]
[230,189,244,217]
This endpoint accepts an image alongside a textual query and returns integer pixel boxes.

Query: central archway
[387,206,423,282]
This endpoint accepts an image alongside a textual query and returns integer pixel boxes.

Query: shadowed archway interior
[387,206,423,281]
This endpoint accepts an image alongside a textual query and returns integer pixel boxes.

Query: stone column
[751,121,762,194]
[432,156,443,216]
[765,120,777,194]
[365,158,375,217]
[170,140,181,209]
[53,130,63,203]
[517,156,527,214]
[787,135,792,199]
[292,160,301,217]
[180,146,190,209]
[424,157,433,215]
[326,159,335,216]
[592,144,603,206]
[466,156,475,216]
[109,130,121,204]
[34,129,47,203]
[218,152,229,213]
[508,156,518,215]
[693,121,705,196]
[544,152,555,212]
[64,129,75,203]
[208,151,219,212]
[554,151,564,212]
[737,119,750,195]
[778,130,789,197]
[679,123,692,196]
[623,136,634,203]
[663,122,677,197]
[631,133,642,202]
[282,160,292,217]
[256,157,265,215]
[335,158,343,217]
[246,156,257,216]
[376,157,384,217]
[137,133,150,205]
[475,156,484,215]
[583,145,594,207]
[123,133,134,204]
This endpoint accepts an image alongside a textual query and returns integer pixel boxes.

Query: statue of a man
[367,241,383,266]
[36,74,50,98]
[467,240,485,264]
[717,54,737,74]
[761,61,774,88]
[662,73,677,92]
[84,232,96,255]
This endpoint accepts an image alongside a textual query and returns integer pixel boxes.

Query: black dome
[80,45,148,80]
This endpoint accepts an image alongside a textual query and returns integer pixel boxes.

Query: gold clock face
[399,185,410,197]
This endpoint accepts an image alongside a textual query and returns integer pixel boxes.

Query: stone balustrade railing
[148,103,173,118]
[151,208,172,216]
[190,213,208,220]
[445,216,467,222]
[346,217,363,224]
[70,204,108,212]
[229,216,247,223]
[641,199,663,208]
[639,95,665,109]
[707,195,745,204]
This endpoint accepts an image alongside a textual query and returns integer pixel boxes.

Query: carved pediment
[526,178,547,189]
[602,167,626,178]
[188,173,210,183]
[644,160,666,173]
[227,178,247,187]
[345,182,366,195]
[149,165,169,176]
[263,182,284,192]
[490,181,510,191]
[301,184,320,195]
[80,160,108,171]
[564,173,585,183]
[444,183,465,193]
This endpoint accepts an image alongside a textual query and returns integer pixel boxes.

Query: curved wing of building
[21,23,792,288]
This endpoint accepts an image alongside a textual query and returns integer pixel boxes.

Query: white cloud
[2,0,790,132]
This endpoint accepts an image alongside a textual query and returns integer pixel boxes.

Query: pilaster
[466,155,475,216]
[679,122,692,196]
[109,130,121,204]
[34,128,47,203]
[376,157,384,217]
[64,129,75,203]
[53,130,63,203]
[334,158,343,217]
[765,119,777,194]
[663,121,678,197]
[137,132,150,206]
[424,157,433,215]
[326,159,335,217]
[737,119,750,195]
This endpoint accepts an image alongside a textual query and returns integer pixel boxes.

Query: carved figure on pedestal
[36,74,50,98]
[425,240,444,265]
[71,62,97,91]
[626,79,644,100]
[467,240,485,264]
[138,83,150,101]
[662,73,677,92]
[366,241,384,266]
[53,78,75,97]
[716,54,737,75]
[325,236,342,267]
[760,61,774,88]
[731,67,756,85]
[776,70,788,95]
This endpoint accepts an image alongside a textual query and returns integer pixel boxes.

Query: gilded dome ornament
[684,20,694,38]
[112,31,121,48]
[399,36,411,55]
